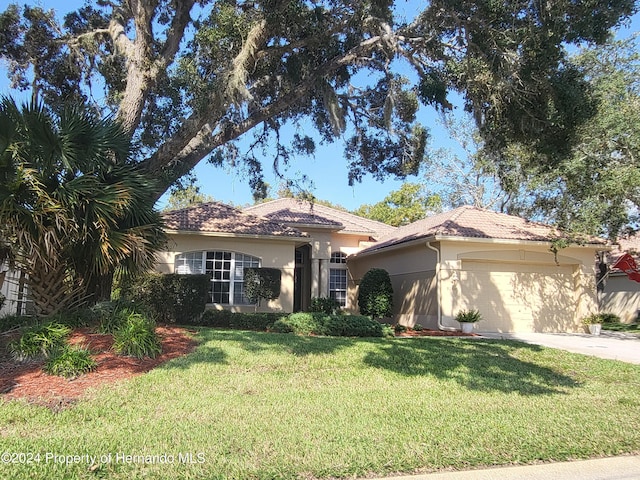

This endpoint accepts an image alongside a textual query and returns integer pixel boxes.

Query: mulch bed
[0,326,198,408]
[395,328,479,337]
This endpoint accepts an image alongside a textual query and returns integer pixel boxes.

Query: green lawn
[602,322,640,335]
[2,329,640,480]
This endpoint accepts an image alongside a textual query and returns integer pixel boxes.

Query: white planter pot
[460,322,474,334]
[589,323,602,335]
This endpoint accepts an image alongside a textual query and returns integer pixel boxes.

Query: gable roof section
[358,206,606,255]
[162,202,306,239]
[245,198,397,239]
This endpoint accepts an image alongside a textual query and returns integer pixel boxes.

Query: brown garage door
[459,261,577,333]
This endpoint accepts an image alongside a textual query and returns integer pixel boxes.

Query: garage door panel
[459,261,576,333]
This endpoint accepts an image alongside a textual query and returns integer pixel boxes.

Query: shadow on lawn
[170,329,581,395]
[363,338,581,395]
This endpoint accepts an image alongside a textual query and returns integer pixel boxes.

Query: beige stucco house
[348,206,608,333]
[158,200,608,333]
[158,199,394,313]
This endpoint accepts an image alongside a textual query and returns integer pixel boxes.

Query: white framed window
[174,251,260,305]
[330,251,347,264]
[329,251,348,307]
[329,269,347,307]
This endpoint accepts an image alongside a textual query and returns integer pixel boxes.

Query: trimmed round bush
[112,313,162,359]
[357,268,394,319]
[44,345,97,378]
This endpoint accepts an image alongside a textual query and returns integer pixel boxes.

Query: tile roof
[162,202,306,238]
[358,205,606,254]
[607,233,640,269]
[244,198,397,239]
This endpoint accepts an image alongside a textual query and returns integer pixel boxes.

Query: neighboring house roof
[244,198,397,239]
[358,205,606,255]
[162,202,307,239]
[607,233,640,270]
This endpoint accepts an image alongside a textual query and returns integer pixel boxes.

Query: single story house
[160,201,608,333]
[159,198,395,313]
[347,206,608,333]
[598,234,640,323]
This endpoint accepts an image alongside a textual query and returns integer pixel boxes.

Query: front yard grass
[2,329,640,480]
[602,322,640,335]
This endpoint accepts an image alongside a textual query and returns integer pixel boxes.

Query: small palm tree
[0,97,165,316]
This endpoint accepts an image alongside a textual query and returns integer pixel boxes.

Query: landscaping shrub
[112,313,162,359]
[8,322,71,361]
[271,313,384,337]
[273,312,328,335]
[310,297,341,314]
[194,310,284,330]
[200,309,234,328]
[121,273,210,324]
[228,312,284,331]
[358,268,393,319]
[0,292,5,310]
[0,314,34,333]
[244,268,281,306]
[455,309,483,323]
[323,315,384,337]
[596,312,621,324]
[44,344,97,378]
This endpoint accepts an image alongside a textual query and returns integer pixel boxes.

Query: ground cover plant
[1,329,639,480]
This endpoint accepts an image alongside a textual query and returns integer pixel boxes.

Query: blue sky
[1,0,638,210]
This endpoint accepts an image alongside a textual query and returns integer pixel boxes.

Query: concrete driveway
[481,331,640,364]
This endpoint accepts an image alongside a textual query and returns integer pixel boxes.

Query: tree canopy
[0,0,635,202]
[503,36,640,239]
[353,182,441,226]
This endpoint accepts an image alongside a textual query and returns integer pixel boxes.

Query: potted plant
[455,309,482,333]
[582,313,603,335]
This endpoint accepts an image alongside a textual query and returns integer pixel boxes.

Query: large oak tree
[0,0,636,201]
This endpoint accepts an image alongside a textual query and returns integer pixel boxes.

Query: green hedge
[271,312,385,338]
[121,273,210,324]
[198,310,285,330]
[196,310,383,337]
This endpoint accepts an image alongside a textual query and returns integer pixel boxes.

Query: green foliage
[0,314,33,333]
[271,313,322,336]
[1,0,632,204]
[354,183,442,226]
[8,322,71,361]
[97,303,147,334]
[43,344,97,378]
[0,97,166,314]
[582,312,621,325]
[455,309,483,324]
[199,309,233,328]
[310,297,341,314]
[112,313,162,359]
[358,269,394,319]
[163,184,215,211]
[505,37,640,238]
[228,313,284,331]
[0,292,5,310]
[121,273,210,324]
[244,268,282,305]
[271,312,384,338]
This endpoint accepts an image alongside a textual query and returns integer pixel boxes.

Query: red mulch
[0,326,198,408]
[395,328,479,337]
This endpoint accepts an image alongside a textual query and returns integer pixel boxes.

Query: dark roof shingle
[359,206,605,254]
[162,202,306,238]
[245,198,397,239]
